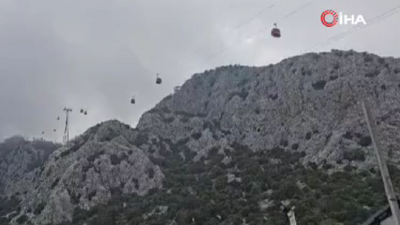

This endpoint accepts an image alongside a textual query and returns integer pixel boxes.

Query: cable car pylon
[63,107,72,145]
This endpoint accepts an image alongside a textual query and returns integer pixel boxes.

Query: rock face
[0,136,59,196]
[138,50,400,169]
[0,136,60,225]
[2,50,400,225]
[3,121,164,225]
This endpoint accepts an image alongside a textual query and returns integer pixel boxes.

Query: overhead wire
[50,2,399,141]
[195,0,317,65]
[252,0,316,36]
[129,1,397,129]
[192,2,276,55]
[232,4,275,30]
[141,0,314,81]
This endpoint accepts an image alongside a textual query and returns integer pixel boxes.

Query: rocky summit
[2,50,400,225]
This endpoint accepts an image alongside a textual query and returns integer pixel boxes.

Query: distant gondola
[271,23,281,38]
[156,73,162,84]
[131,96,136,104]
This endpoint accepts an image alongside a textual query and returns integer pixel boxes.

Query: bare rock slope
[138,50,400,169]
[7,121,164,225]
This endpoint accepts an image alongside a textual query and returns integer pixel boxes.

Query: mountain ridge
[2,49,400,225]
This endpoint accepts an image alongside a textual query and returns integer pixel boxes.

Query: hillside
[2,49,400,225]
[0,136,60,224]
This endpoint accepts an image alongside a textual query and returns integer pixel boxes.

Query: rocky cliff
[0,136,60,195]
[2,50,400,225]
[0,136,60,224]
[138,49,400,169]
[3,121,164,225]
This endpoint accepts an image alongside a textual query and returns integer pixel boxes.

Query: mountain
[2,49,400,225]
[0,136,60,224]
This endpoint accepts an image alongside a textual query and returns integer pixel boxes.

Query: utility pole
[63,107,72,145]
[362,100,400,225]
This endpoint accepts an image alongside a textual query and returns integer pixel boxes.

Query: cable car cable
[195,0,316,65]
[192,2,276,54]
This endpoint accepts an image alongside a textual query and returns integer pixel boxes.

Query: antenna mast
[63,107,72,144]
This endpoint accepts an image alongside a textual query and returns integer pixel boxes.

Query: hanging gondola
[57,116,60,120]
[156,73,162,84]
[271,23,281,38]
[131,96,136,104]
[80,109,84,113]
[84,111,87,115]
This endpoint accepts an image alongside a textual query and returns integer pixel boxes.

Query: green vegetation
[67,139,391,225]
[228,89,249,101]
[0,195,20,225]
[343,149,366,162]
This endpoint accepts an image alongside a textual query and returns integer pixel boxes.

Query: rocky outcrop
[138,50,400,170]
[8,121,164,225]
[0,136,60,197]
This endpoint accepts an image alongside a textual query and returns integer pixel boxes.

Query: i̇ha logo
[321,10,367,27]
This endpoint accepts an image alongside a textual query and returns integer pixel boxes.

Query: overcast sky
[0,0,399,142]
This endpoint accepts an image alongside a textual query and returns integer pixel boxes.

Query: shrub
[16,214,28,224]
[191,133,202,140]
[343,149,366,162]
[305,132,312,140]
[34,202,46,215]
[291,143,299,150]
[312,80,326,90]
[358,136,372,147]
[51,178,60,189]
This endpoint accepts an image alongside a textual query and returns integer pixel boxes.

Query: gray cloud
[0,0,399,142]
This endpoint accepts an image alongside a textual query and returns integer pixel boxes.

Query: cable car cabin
[271,23,281,38]
[156,77,162,84]
[80,109,84,113]
[131,98,135,104]
[271,28,281,38]
[84,111,87,115]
